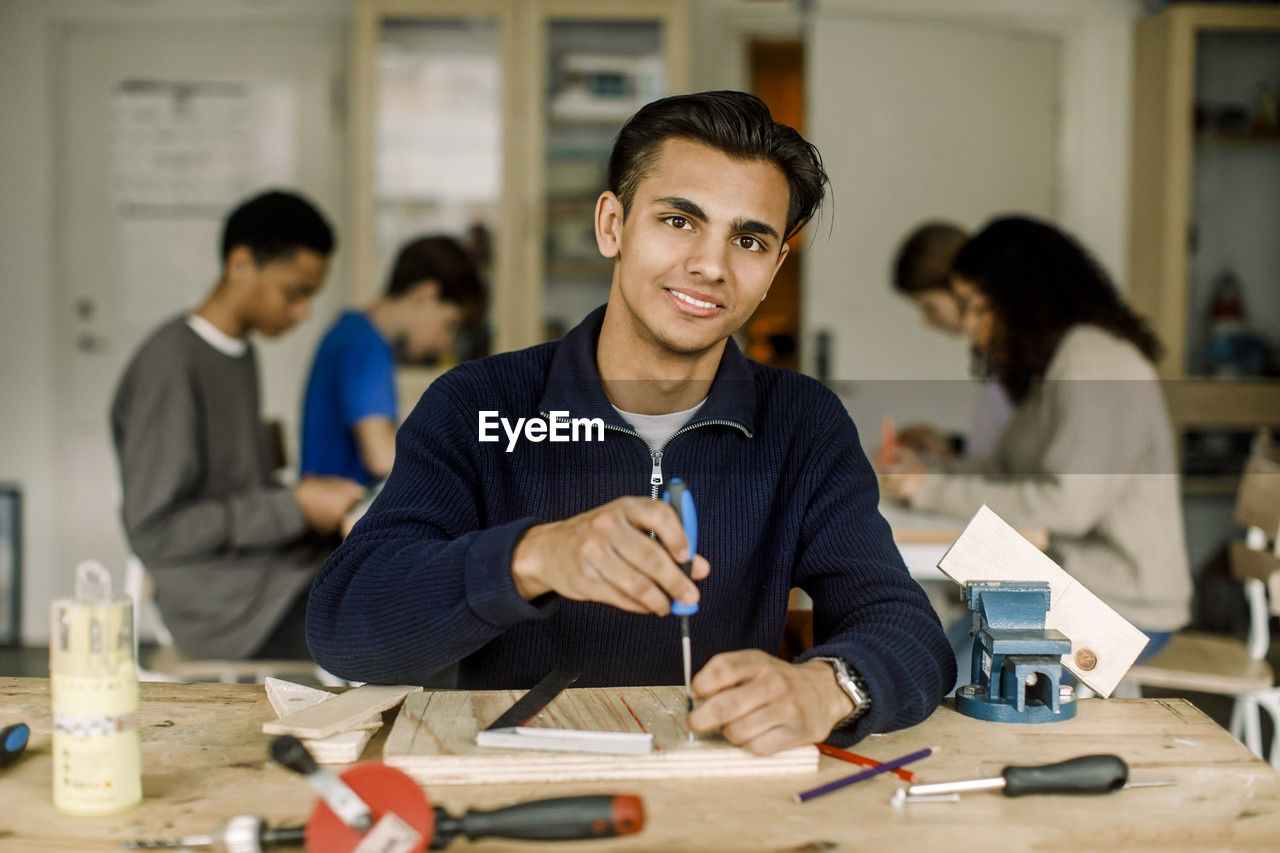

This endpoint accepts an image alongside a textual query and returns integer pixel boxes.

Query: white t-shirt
[186,314,248,357]
[613,398,707,451]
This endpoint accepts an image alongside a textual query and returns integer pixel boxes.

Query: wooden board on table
[262,683,421,740]
[383,685,818,785]
[937,505,1149,697]
[263,678,378,764]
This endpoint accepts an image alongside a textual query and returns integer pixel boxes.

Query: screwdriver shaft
[122,834,215,849]
[680,617,692,708]
[903,776,1006,797]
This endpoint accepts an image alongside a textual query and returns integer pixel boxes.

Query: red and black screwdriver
[268,736,645,852]
[428,794,644,848]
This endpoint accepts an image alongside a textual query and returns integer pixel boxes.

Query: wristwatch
[812,656,871,729]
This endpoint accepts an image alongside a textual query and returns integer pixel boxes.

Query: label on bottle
[51,671,142,814]
[50,594,142,816]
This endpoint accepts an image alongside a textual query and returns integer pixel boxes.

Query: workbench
[2,678,1278,850]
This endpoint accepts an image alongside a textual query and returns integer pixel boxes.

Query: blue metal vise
[954,580,1077,723]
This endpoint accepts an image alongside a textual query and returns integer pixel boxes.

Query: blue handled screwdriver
[0,722,29,769]
[663,478,698,715]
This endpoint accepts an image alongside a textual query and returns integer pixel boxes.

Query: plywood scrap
[383,685,817,785]
[263,678,380,764]
[264,678,378,728]
[937,505,1149,697]
[263,683,421,740]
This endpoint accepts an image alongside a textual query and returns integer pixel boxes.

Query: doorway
[747,39,806,371]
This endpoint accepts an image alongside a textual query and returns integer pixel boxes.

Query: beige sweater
[910,324,1191,631]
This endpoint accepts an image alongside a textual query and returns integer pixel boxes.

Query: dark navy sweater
[307,306,954,744]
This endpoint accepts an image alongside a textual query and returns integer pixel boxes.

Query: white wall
[0,0,61,647]
[0,0,348,646]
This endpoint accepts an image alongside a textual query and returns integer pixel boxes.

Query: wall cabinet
[1128,4,1280,480]
[350,0,689,363]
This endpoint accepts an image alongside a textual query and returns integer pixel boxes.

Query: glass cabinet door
[532,2,689,343]
[353,1,687,355]
[538,18,666,340]
[1186,27,1280,379]
[355,10,509,361]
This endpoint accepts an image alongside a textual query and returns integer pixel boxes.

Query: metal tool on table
[663,477,698,715]
[479,668,580,732]
[127,732,644,852]
[121,815,305,851]
[954,580,1076,724]
[269,735,644,852]
[890,754,1175,806]
[473,669,649,754]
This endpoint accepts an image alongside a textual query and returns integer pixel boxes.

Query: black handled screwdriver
[892,754,1172,805]
[431,794,644,848]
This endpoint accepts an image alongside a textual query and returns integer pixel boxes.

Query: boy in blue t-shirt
[301,236,485,485]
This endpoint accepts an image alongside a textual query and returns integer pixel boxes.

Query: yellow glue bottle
[50,560,141,815]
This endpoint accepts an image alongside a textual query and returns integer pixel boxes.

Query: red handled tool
[270,736,644,852]
[304,763,644,852]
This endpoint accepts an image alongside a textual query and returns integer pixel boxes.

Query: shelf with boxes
[1128,4,1280,482]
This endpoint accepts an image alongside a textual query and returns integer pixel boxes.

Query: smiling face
[595,138,791,368]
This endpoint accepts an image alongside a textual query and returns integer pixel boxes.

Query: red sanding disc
[305,763,433,853]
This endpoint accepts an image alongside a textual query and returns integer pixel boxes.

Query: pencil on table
[794,746,938,804]
[815,743,918,783]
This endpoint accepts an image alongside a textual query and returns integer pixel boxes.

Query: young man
[889,221,1011,459]
[300,236,485,486]
[308,92,954,753]
[892,221,969,334]
[111,190,365,661]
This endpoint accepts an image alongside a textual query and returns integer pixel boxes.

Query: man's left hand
[686,650,855,755]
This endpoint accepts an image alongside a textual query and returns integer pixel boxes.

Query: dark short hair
[953,214,1162,402]
[892,221,968,295]
[220,190,335,265]
[385,235,487,323]
[608,90,827,242]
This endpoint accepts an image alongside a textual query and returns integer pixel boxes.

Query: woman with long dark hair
[881,215,1191,667]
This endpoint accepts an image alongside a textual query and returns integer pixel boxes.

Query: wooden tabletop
[3,678,1278,850]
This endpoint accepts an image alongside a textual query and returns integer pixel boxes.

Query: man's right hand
[511,496,710,615]
[295,476,366,535]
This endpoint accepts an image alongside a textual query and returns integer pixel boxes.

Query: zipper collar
[537,304,759,437]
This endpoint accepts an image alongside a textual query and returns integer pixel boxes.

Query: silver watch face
[818,657,868,725]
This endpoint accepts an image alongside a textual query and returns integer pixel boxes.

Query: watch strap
[813,656,870,730]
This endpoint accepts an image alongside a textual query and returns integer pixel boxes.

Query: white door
[806,13,1060,382]
[52,20,346,623]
